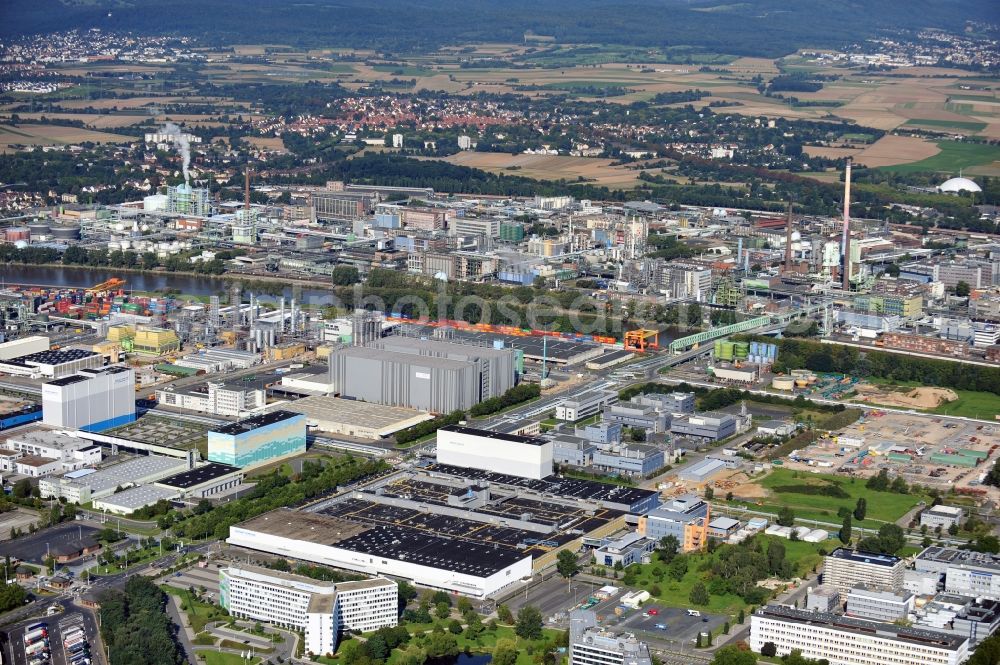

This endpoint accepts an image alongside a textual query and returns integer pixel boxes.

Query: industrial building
[228,509,533,599]
[207,410,307,468]
[220,564,397,657]
[556,390,618,421]
[920,505,964,531]
[0,348,102,379]
[915,547,1000,601]
[436,425,553,480]
[155,381,265,417]
[636,495,710,553]
[281,395,433,439]
[845,586,915,622]
[42,366,136,431]
[155,462,244,499]
[670,412,737,441]
[0,336,49,361]
[328,337,517,413]
[750,605,968,665]
[678,458,728,483]
[824,548,904,595]
[5,429,102,472]
[40,454,188,504]
[227,455,657,598]
[590,533,656,569]
[570,610,652,665]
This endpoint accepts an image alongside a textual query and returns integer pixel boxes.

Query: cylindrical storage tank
[734,342,750,359]
[795,378,809,388]
[6,227,29,242]
[51,225,82,241]
[28,223,51,239]
[767,344,778,360]
[719,341,735,361]
[773,376,795,391]
[750,342,760,356]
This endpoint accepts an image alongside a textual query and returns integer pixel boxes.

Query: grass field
[626,534,831,615]
[903,118,988,132]
[861,378,1000,420]
[930,389,1000,419]
[754,468,926,528]
[163,586,229,633]
[881,140,1000,174]
[196,652,261,665]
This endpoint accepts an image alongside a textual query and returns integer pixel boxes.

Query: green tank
[734,342,750,359]
[718,341,735,361]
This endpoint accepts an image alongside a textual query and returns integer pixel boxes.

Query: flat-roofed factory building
[281,395,433,439]
[227,509,533,599]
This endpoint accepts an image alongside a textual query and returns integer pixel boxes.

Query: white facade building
[155,382,265,417]
[750,605,968,665]
[556,390,618,422]
[227,509,533,598]
[823,548,904,595]
[220,565,397,658]
[436,425,553,480]
[42,366,136,432]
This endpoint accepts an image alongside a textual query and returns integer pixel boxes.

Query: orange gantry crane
[624,328,659,352]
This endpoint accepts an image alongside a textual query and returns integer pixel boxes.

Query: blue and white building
[208,410,307,468]
[41,366,136,432]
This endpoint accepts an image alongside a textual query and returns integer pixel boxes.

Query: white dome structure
[938,177,982,194]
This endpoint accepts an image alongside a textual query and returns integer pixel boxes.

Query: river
[0,265,338,303]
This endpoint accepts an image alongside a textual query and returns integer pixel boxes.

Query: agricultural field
[749,468,928,528]
[0,123,135,152]
[4,43,999,174]
[427,151,652,188]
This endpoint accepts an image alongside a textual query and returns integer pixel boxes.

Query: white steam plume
[161,122,191,184]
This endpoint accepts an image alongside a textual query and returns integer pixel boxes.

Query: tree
[710,646,757,665]
[839,514,852,544]
[956,281,971,297]
[689,581,710,606]
[659,535,679,563]
[760,642,778,657]
[704,486,714,500]
[434,601,451,619]
[777,505,795,527]
[668,555,689,581]
[492,639,519,665]
[447,619,463,634]
[687,302,703,327]
[497,603,513,624]
[11,479,31,499]
[556,549,579,582]
[0,583,26,612]
[331,265,360,286]
[515,605,543,640]
[866,469,890,492]
[853,497,867,522]
[985,459,1000,488]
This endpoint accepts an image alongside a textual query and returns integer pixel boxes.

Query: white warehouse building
[220,565,397,658]
[227,509,533,599]
[436,424,553,480]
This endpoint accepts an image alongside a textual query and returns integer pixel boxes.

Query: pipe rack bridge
[668,302,829,353]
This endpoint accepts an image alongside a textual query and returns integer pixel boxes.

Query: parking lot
[619,604,727,645]
[0,524,100,565]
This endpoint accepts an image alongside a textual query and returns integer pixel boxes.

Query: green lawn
[624,535,830,616]
[196,651,261,665]
[754,468,926,528]
[903,118,988,132]
[371,64,435,76]
[881,140,1000,174]
[162,586,230,633]
[930,389,1000,419]
[857,378,1000,420]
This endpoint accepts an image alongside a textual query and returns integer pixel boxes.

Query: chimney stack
[784,201,794,273]
[842,159,852,291]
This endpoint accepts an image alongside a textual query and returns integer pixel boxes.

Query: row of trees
[762,336,1000,396]
[165,456,386,540]
[99,577,183,665]
[468,383,541,417]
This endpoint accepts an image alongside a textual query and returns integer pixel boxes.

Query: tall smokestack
[244,164,251,212]
[784,201,794,273]
[842,159,852,291]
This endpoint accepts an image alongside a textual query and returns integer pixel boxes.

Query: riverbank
[0,262,336,300]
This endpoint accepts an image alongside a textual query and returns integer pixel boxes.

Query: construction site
[782,410,1000,496]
